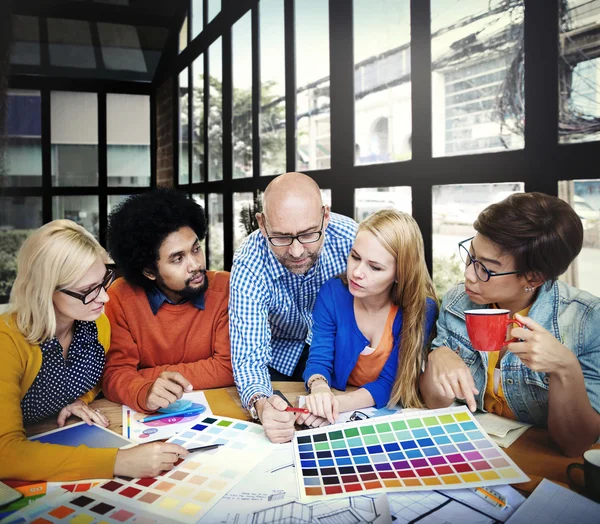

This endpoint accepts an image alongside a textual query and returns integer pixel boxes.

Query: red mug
[465,309,524,351]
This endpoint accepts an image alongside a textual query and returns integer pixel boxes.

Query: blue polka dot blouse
[21,320,106,424]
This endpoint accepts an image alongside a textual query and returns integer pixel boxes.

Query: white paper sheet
[474,412,532,448]
[506,478,600,524]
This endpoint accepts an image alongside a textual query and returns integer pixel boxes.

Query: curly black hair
[107,189,206,290]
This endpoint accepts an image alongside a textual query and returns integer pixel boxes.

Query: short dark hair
[474,192,583,283]
[107,189,206,290]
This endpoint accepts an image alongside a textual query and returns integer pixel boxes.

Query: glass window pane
[2,90,42,187]
[296,0,330,171]
[179,16,188,53]
[192,0,203,40]
[11,15,40,66]
[192,193,207,254]
[233,12,253,179]
[98,23,146,72]
[47,18,95,69]
[431,1,525,157]
[208,38,223,182]
[354,187,412,223]
[321,189,332,209]
[208,0,220,24]
[192,55,204,183]
[559,2,600,144]
[52,196,100,239]
[51,91,98,187]
[354,0,411,165]
[208,193,224,270]
[107,94,150,187]
[560,180,600,297]
[260,0,286,176]
[233,192,257,251]
[432,183,524,297]
[108,195,130,216]
[179,69,190,185]
[0,197,43,300]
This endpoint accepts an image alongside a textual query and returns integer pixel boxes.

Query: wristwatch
[248,393,268,421]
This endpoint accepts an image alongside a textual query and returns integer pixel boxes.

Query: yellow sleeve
[0,332,117,481]
[79,314,111,405]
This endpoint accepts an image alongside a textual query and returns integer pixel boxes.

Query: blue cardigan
[303,277,438,408]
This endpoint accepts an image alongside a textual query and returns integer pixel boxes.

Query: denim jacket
[431,281,600,426]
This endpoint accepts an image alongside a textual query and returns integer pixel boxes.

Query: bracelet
[307,374,328,393]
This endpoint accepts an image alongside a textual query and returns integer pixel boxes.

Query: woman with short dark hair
[420,192,600,457]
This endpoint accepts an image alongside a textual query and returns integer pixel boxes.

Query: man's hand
[256,395,297,443]
[146,371,193,411]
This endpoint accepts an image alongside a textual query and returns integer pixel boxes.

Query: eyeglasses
[263,207,325,247]
[458,237,519,283]
[348,411,370,422]
[59,268,116,305]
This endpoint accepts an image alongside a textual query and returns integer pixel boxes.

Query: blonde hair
[351,209,438,409]
[8,220,107,344]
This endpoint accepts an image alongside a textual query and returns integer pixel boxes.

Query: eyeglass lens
[459,243,490,282]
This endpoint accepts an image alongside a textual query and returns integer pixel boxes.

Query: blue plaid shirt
[229,212,358,408]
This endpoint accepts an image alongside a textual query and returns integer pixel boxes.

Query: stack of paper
[475,412,532,448]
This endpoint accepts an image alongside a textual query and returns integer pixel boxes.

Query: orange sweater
[102,272,234,413]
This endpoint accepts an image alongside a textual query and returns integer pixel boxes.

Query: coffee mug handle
[567,462,585,489]
[506,318,524,344]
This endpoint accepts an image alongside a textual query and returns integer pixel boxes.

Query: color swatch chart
[4,489,173,524]
[293,406,529,501]
[91,415,273,523]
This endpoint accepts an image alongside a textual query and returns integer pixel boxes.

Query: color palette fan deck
[293,406,529,501]
[91,415,273,523]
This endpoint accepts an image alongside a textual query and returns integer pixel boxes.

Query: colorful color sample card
[30,422,133,449]
[292,406,529,501]
[91,415,273,523]
[5,489,174,524]
[122,391,212,443]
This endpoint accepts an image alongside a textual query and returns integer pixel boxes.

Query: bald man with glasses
[229,172,357,443]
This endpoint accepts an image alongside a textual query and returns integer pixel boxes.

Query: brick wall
[156,79,174,188]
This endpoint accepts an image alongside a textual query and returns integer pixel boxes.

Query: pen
[285,407,309,414]
[140,409,204,423]
[472,487,507,509]
[185,443,224,453]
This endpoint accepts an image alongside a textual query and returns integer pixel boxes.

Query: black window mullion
[150,89,157,188]
[41,87,52,223]
[284,0,296,174]
[523,0,559,196]
[172,74,180,188]
[410,0,433,273]
[222,12,234,270]
[252,4,260,179]
[328,0,354,218]
[98,90,108,245]
[188,62,193,188]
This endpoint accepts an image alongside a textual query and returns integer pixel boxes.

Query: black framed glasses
[348,411,370,422]
[263,207,325,247]
[458,237,519,283]
[59,268,116,304]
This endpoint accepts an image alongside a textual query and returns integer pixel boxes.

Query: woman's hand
[114,442,189,478]
[508,314,578,374]
[304,382,339,424]
[426,346,479,411]
[57,400,110,427]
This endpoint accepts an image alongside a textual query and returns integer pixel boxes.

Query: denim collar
[146,285,206,315]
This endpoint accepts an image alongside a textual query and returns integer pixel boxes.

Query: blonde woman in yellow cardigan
[0,220,188,481]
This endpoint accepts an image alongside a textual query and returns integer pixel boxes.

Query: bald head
[262,172,323,217]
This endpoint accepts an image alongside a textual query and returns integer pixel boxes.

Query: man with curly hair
[101,189,233,413]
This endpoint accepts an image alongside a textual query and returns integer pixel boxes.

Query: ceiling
[10,0,188,83]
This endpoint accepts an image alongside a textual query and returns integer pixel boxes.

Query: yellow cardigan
[0,313,118,481]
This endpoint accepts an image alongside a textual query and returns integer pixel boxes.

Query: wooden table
[25,382,598,495]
